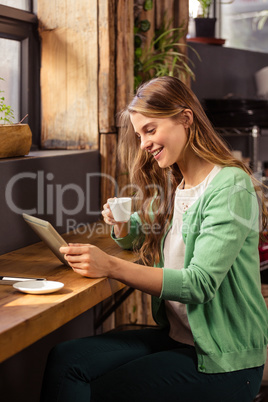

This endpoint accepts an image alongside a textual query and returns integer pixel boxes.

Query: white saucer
[13,280,64,294]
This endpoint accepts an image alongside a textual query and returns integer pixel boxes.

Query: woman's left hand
[60,244,163,298]
[59,243,111,278]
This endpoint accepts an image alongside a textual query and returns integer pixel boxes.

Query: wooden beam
[98,0,116,133]
[155,0,175,29]
[115,289,156,327]
[116,0,134,114]
[175,0,189,31]
[139,1,155,46]
[100,133,118,207]
[116,0,134,194]
[174,0,190,86]
[38,0,98,149]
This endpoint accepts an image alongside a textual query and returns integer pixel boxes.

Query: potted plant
[134,9,197,90]
[194,0,216,38]
[0,78,32,158]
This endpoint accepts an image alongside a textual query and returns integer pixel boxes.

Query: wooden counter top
[0,221,136,363]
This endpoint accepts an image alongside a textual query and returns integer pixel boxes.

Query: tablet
[22,213,69,266]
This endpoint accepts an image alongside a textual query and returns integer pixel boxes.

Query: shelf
[216,126,261,137]
[187,37,226,46]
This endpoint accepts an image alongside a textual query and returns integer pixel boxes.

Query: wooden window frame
[0,3,40,148]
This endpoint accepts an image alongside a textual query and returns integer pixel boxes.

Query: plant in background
[255,10,268,30]
[134,2,197,90]
[134,0,153,89]
[197,0,213,18]
[0,78,15,124]
[0,78,31,158]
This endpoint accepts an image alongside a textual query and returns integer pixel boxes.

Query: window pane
[221,0,268,53]
[33,0,37,14]
[0,0,31,11]
[0,38,20,123]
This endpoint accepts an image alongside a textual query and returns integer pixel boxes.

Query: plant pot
[0,124,32,158]
[194,18,216,38]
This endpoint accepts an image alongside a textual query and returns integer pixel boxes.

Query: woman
[41,76,268,401]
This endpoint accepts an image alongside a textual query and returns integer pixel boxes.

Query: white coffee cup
[108,197,132,222]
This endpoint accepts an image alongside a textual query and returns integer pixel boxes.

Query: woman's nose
[140,135,152,151]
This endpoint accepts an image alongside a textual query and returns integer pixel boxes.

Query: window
[188,0,268,53]
[0,0,32,12]
[0,38,20,122]
[0,1,40,147]
[221,0,268,53]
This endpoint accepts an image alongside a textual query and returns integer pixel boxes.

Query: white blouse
[164,165,222,345]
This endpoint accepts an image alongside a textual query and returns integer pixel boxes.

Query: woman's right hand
[102,199,117,226]
[102,198,130,238]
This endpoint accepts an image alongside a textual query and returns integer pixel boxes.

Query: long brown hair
[118,76,267,265]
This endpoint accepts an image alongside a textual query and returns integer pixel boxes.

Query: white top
[164,165,222,345]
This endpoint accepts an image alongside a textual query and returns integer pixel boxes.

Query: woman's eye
[147,128,155,134]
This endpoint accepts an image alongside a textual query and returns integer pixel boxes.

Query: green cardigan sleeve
[111,211,143,250]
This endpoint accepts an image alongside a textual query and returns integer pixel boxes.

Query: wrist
[113,221,130,238]
[107,255,120,279]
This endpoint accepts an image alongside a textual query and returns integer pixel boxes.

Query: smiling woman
[41,76,268,402]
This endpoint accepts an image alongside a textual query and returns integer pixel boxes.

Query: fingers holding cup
[102,199,117,225]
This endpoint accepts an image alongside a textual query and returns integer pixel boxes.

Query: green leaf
[134,76,142,90]
[140,19,151,32]
[133,15,198,90]
[134,60,143,75]
[135,47,142,58]
[134,35,142,48]
[143,0,153,11]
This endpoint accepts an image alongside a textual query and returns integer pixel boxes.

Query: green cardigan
[113,167,268,373]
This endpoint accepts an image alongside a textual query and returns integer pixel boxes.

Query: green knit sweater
[113,167,268,373]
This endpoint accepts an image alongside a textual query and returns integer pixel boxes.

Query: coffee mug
[108,197,132,222]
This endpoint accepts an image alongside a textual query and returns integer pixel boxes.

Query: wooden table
[0,221,136,363]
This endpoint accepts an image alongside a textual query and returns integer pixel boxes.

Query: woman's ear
[182,109,193,128]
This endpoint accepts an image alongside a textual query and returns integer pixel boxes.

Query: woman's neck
[178,152,215,189]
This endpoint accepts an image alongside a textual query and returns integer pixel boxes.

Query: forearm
[107,255,163,297]
[60,243,162,295]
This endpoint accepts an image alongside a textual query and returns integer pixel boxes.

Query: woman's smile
[151,147,164,158]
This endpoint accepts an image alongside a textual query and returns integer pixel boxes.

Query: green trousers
[40,328,263,402]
